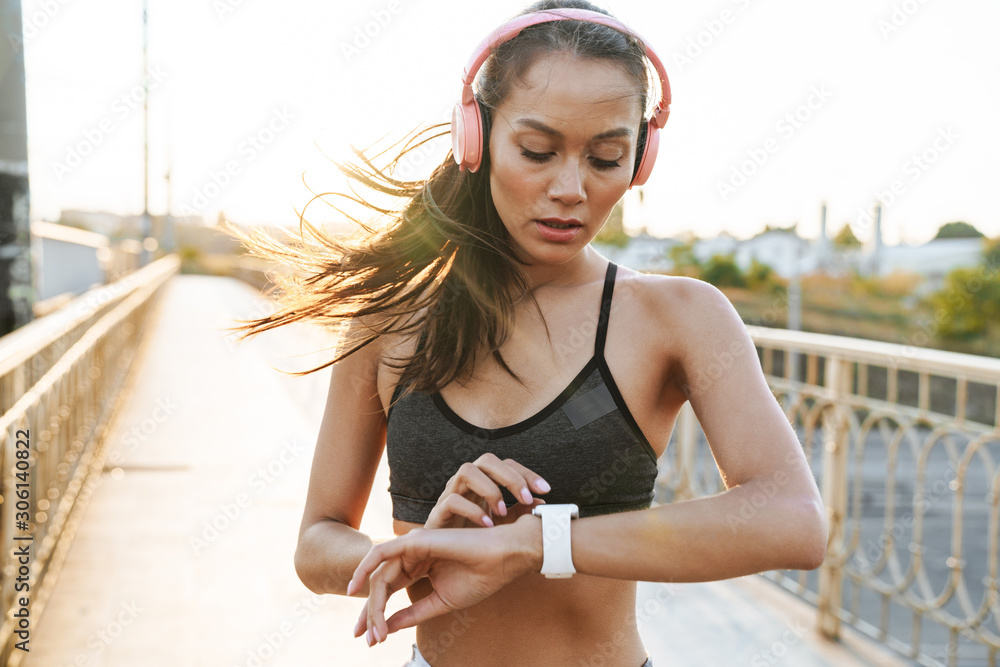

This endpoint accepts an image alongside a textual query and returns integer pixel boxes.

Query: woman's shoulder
[615,267,731,323]
[614,268,749,357]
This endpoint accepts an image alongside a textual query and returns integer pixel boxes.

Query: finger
[348,533,430,596]
[476,452,550,505]
[433,494,494,528]
[461,455,540,512]
[353,604,366,638]
[385,592,455,633]
[450,462,509,517]
[368,559,406,643]
[491,457,552,496]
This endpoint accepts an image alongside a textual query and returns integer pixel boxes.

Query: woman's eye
[591,157,621,171]
[520,148,552,163]
[519,148,622,171]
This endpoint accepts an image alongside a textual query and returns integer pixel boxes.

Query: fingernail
[497,501,507,516]
[373,626,382,642]
[482,515,494,527]
[536,478,551,493]
[520,487,533,504]
[346,580,356,596]
[367,628,373,646]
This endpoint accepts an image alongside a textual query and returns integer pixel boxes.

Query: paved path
[24,274,910,666]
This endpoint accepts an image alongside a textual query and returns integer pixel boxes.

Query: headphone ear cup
[451,96,484,172]
[478,98,492,160]
[630,119,659,188]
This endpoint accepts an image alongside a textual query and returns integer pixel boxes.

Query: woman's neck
[518,247,606,292]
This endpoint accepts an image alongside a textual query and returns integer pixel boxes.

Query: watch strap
[532,503,579,579]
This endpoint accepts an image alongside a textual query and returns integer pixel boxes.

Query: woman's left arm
[546,277,829,582]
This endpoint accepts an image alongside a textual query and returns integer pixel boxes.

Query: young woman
[224,2,828,665]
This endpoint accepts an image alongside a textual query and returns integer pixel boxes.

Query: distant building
[879,237,985,291]
[733,230,817,278]
[691,231,740,265]
[593,232,680,272]
[31,221,109,301]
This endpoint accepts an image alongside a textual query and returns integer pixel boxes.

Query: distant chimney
[871,203,883,275]
[818,202,828,268]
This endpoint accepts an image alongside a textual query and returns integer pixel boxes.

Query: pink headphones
[451,8,671,189]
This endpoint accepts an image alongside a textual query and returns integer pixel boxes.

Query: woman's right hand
[423,453,551,530]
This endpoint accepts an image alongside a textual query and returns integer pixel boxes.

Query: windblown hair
[221,0,653,398]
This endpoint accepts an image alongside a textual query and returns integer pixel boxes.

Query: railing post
[675,402,698,501]
[817,355,851,640]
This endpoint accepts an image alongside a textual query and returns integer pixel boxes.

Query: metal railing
[0,255,179,665]
[660,325,1000,667]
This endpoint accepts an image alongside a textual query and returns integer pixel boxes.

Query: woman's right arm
[294,329,388,597]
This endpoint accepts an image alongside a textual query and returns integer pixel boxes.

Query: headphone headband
[451,8,672,187]
[460,9,671,126]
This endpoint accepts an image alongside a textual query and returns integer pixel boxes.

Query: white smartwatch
[531,503,579,579]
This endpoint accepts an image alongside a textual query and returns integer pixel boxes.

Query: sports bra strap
[594,262,617,357]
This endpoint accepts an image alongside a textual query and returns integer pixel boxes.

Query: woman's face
[488,51,644,266]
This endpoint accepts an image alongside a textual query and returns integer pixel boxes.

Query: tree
[833,223,861,248]
[668,241,699,276]
[757,222,799,236]
[982,236,1000,270]
[934,221,984,239]
[700,253,747,288]
[746,258,776,290]
[928,266,1000,339]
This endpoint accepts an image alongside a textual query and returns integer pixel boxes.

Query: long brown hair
[221,0,653,398]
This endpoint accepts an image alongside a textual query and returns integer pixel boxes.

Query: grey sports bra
[384,261,659,522]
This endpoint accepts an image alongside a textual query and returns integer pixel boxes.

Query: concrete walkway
[24,274,910,667]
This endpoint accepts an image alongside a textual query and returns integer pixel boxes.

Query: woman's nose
[548,158,586,205]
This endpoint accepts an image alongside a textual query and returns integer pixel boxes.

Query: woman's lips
[535,218,583,242]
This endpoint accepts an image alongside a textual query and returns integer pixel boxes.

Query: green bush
[928,265,1000,339]
[700,253,747,288]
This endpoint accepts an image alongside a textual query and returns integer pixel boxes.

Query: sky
[18,0,1000,245]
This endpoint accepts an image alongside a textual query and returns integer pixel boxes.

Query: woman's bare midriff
[392,518,650,667]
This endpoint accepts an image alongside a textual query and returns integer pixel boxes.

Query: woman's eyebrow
[513,118,634,141]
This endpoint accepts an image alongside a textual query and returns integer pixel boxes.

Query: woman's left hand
[348,514,540,645]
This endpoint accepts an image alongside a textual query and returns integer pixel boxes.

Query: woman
[224,2,829,665]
